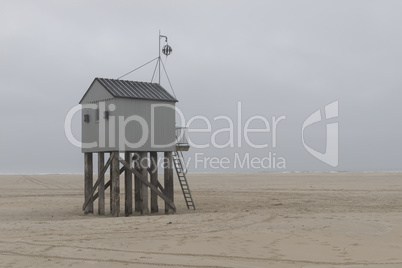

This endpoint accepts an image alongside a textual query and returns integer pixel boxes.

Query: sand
[0,172,401,267]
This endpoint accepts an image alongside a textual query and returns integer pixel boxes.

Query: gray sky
[1,0,401,173]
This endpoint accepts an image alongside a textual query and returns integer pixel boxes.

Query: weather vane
[158,31,172,83]
[160,33,172,56]
[117,31,174,86]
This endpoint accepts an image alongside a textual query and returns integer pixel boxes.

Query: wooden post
[139,152,149,214]
[117,156,176,212]
[110,152,113,214]
[164,152,174,214]
[84,153,93,214]
[150,152,158,213]
[134,152,142,213]
[98,152,105,215]
[111,152,120,216]
[125,152,132,216]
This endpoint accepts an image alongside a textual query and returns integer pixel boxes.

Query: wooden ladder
[172,151,195,210]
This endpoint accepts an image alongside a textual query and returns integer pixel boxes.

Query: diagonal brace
[117,156,176,212]
[92,180,111,202]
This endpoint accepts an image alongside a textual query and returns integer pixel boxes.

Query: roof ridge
[98,77,160,85]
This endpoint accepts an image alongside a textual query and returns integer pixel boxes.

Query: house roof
[80,78,178,104]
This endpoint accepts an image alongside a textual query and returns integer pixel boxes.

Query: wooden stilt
[110,153,113,214]
[125,152,133,216]
[164,152,174,214]
[84,153,93,214]
[139,152,149,214]
[134,152,142,213]
[150,152,158,213]
[111,152,120,216]
[98,152,105,215]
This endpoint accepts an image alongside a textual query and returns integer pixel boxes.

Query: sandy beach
[0,172,401,267]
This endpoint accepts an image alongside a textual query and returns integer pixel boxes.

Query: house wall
[81,98,176,153]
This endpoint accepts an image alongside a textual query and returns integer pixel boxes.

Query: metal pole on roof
[159,30,161,84]
[159,31,168,85]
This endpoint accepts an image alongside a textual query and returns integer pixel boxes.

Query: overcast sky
[1,0,401,174]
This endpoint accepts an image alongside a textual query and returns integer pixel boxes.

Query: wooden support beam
[134,152,141,212]
[92,180,111,201]
[111,152,120,216]
[105,180,111,190]
[117,156,176,212]
[147,169,164,192]
[125,152,133,216]
[84,153,93,214]
[150,152,158,213]
[83,155,112,211]
[98,152,105,215]
[110,153,113,214]
[164,152,174,214]
[157,181,164,193]
[139,152,149,213]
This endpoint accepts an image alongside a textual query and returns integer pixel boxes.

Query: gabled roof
[79,78,178,104]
